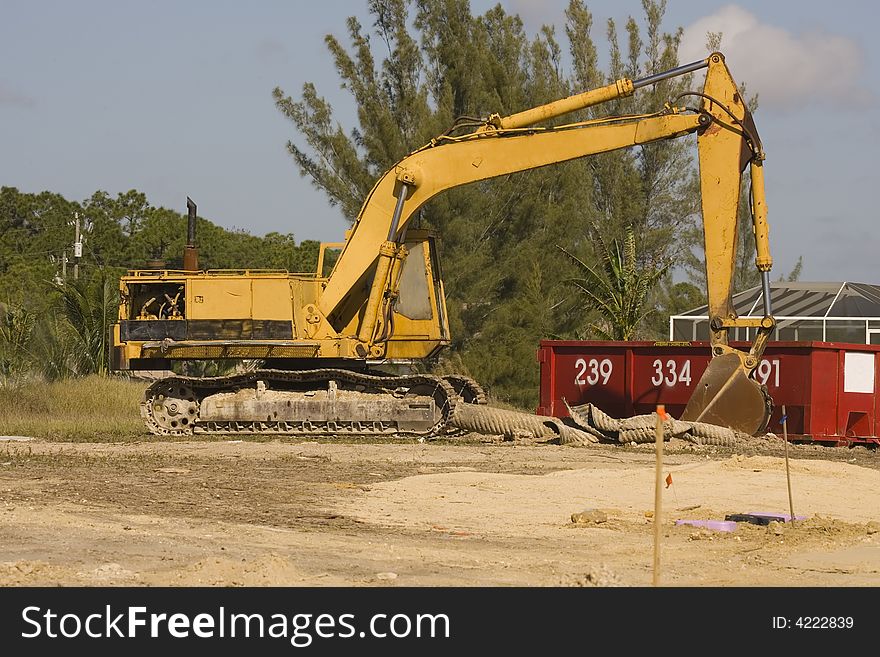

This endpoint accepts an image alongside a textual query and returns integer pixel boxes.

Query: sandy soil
[0,434,878,587]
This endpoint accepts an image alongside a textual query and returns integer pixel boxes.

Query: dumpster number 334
[575,358,781,387]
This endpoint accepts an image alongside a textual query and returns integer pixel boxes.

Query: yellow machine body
[113,230,449,369]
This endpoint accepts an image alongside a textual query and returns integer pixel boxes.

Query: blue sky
[1,1,877,283]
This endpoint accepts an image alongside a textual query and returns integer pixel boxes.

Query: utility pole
[62,249,68,282]
[73,212,82,280]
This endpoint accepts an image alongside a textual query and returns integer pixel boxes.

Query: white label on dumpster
[843,352,874,394]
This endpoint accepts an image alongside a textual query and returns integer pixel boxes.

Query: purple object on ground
[747,512,808,523]
[674,520,738,532]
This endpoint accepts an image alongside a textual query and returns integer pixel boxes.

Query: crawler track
[141,368,457,438]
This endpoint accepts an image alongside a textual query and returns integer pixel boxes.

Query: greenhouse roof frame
[669,282,880,343]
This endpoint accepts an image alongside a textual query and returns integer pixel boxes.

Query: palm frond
[557,221,669,341]
[51,271,119,376]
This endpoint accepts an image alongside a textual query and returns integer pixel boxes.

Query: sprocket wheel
[142,380,199,435]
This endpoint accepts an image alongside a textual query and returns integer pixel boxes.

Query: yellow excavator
[110,52,776,438]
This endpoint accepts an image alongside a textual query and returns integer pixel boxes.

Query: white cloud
[679,4,869,110]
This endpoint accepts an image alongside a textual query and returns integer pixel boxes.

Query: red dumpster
[536,340,880,446]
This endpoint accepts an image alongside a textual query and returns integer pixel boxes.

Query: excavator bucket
[680,352,772,436]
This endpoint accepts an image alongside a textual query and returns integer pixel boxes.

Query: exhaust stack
[183,196,199,271]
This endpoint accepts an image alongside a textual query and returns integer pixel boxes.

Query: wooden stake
[653,405,665,587]
[782,405,795,526]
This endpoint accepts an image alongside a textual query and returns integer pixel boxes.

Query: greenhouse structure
[669,281,880,345]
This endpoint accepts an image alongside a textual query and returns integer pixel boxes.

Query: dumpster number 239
[575,358,612,385]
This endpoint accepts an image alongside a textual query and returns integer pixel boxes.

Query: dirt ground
[0,432,878,587]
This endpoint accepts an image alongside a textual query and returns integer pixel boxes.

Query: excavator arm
[680,53,776,433]
[321,52,775,435]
